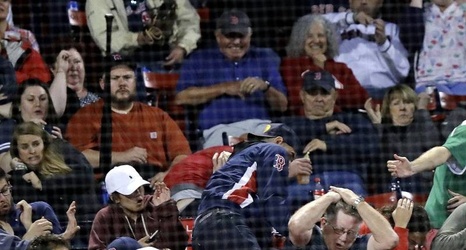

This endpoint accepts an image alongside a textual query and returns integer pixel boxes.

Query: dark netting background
[6,0,466,249]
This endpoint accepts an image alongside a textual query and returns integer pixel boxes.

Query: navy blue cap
[107,237,141,250]
[302,70,342,93]
[109,53,136,71]
[248,123,300,151]
[216,9,251,35]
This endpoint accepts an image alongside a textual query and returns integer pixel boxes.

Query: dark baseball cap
[302,70,343,93]
[109,53,136,71]
[248,124,300,151]
[216,9,251,36]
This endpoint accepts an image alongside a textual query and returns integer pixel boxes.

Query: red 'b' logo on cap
[314,72,322,80]
[112,54,122,61]
[230,15,239,24]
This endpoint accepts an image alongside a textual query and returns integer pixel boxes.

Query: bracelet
[263,81,271,92]
[353,195,365,208]
[14,163,28,171]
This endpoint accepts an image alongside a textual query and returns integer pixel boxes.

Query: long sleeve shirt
[89,198,187,250]
[86,0,200,55]
[197,142,290,236]
[431,203,466,249]
[0,229,29,250]
[324,12,409,90]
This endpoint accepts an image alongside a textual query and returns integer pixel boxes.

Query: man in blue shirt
[175,9,288,149]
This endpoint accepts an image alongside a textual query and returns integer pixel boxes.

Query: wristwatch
[263,80,271,92]
[353,195,365,208]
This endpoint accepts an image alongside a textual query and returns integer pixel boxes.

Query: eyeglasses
[0,185,12,197]
[327,224,358,239]
[409,244,426,250]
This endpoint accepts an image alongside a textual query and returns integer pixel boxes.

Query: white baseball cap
[105,165,150,195]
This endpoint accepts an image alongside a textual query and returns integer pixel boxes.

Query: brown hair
[325,201,362,223]
[381,84,418,123]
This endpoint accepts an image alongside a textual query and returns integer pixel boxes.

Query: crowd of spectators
[1,0,466,249]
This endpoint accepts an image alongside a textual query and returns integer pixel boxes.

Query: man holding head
[66,54,191,183]
[175,9,288,149]
[279,70,379,211]
[288,186,399,250]
[88,164,187,250]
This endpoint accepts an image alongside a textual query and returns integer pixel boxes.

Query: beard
[111,90,136,110]
[0,199,12,219]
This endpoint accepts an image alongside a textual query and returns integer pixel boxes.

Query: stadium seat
[143,72,186,131]
[180,217,194,250]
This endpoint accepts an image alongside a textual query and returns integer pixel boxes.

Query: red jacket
[281,57,368,116]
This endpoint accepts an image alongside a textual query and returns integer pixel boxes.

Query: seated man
[288,186,399,250]
[279,70,380,211]
[323,0,409,99]
[88,164,187,250]
[192,125,311,249]
[0,168,79,249]
[175,9,288,149]
[66,54,192,183]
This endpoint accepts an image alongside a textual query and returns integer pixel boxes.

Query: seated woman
[283,14,368,116]
[11,79,63,136]
[50,45,101,127]
[0,79,69,173]
[8,122,100,224]
[365,84,443,194]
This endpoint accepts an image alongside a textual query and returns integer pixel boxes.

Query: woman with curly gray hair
[286,14,339,60]
[281,14,367,115]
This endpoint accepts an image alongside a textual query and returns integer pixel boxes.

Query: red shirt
[66,100,191,170]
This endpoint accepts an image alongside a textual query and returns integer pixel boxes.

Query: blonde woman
[9,122,99,228]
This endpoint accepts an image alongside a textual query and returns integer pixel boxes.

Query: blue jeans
[287,171,367,212]
[192,208,261,250]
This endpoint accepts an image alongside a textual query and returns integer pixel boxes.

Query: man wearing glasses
[288,186,399,250]
[0,168,78,249]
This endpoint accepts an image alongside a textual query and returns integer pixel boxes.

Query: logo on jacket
[273,154,285,172]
